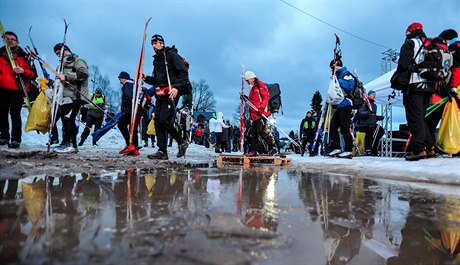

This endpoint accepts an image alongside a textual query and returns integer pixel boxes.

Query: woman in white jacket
[214,112,229,153]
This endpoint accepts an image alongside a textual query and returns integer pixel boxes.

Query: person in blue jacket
[327,59,355,159]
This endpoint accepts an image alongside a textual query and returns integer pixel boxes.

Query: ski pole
[404,133,412,153]
[241,95,301,148]
[425,88,460,118]
[349,127,361,156]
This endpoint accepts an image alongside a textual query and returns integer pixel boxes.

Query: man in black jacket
[299,111,317,156]
[353,90,384,156]
[144,34,188,160]
[396,22,435,161]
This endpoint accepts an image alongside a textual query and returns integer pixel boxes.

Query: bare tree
[89,65,120,113]
[185,79,216,112]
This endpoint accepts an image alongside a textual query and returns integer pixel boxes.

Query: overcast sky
[2,0,459,134]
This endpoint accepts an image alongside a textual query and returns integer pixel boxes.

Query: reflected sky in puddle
[1,168,459,265]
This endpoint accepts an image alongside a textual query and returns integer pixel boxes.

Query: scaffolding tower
[380,49,397,157]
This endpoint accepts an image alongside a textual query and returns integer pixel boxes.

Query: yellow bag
[436,99,460,154]
[25,78,51,133]
[356,131,366,156]
[147,115,156,136]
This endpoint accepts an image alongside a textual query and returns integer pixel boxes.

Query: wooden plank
[216,154,291,168]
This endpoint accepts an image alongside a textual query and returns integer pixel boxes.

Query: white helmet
[244,71,256,80]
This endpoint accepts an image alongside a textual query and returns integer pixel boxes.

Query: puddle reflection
[0,169,459,264]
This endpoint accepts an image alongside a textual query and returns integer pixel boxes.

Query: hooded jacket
[248,79,271,120]
[214,112,229,133]
[144,46,188,100]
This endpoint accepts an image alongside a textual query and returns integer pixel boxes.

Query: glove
[240,93,249,101]
[377,115,384,121]
[448,87,459,99]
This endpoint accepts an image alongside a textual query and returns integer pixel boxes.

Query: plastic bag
[326,75,344,105]
[436,98,460,154]
[25,78,51,133]
[147,117,156,136]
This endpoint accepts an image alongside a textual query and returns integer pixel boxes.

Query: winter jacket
[214,112,229,133]
[209,117,217,133]
[396,30,435,93]
[334,67,355,108]
[449,39,460,88]
[86,94,106,119]
[353,99,382,127]
[121,79,134,114]
[0,46,35,91]
[61,54,89,101]
[248,79,271,121]
[144,46,188,100]
[299,117,317,138]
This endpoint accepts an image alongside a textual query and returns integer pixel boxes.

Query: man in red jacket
[244,71,277,157]
[0,31,35,148]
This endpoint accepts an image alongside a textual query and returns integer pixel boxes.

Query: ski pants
[425,102,444,145]
[118,112,140,148]
[329,105,353,152]
[0,89,23,143]
[361,125,384,154]
[154,99,183,153]
[80,114,103,144]
[60,100,84,148]
[251,118,274,153]
[403,92,434,154]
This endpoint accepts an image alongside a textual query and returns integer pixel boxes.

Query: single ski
[28,26,49,79]
[240,64,245,153]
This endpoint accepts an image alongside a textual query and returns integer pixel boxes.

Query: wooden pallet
[216,154,292,168]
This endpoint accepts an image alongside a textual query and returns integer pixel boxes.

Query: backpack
[346,73,365,109]
[170,45,192,96]
[416,37,453,81]
[265,83,283,114]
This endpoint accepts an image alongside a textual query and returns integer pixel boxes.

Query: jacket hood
[217,112,224,120]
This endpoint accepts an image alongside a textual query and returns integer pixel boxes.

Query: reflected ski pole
[241,94,301,148]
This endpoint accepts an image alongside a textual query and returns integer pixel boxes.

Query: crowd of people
[1,23,458,161]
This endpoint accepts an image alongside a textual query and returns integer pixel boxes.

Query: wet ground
[1,167,459,265]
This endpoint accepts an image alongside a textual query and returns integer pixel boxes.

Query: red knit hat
[406,22,423,35]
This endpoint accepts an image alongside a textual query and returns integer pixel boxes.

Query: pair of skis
[0,20,31,110]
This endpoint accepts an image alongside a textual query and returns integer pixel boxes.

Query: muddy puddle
[1,168,459,264]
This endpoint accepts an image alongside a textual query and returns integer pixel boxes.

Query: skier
[0,31,36,149]
[243,71,277,157]
[326,59,355,159]
[117,71,141,156]
[299,111,317,157]
[78,88,106,146]
[144,34,188,160]
[52,43,88,154]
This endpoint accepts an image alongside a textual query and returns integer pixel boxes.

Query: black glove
[377,115,384,121]
[448,88,459,99]
[240,94,249,101]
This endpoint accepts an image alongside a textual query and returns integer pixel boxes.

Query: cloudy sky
[2,0,459,134]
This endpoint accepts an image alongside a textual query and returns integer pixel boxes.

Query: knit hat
[368,90,376,96]
[53,43,71,53]
[439,29,458,40]
[118,71,130,79]
[244,71,256,80]
[95,88,102,94]
[151,34,164,44]
[307,111,312,115]
[406,22,423,36]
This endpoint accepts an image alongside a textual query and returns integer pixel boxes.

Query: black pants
[361,125,385,154]
[0,89,23,142]
[60,100,83,148]
[80,114,103,144]
[425,102,444,144]
[154,99,183,152]
[403,92,434,153]
[329,105,353,152]
[250,118,274,153]
[118,112,140,148]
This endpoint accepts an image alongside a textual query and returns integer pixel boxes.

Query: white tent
[364,69,404,107]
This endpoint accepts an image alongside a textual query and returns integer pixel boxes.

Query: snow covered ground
[2,108,459,186]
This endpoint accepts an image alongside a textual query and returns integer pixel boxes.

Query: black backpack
[416,37,453,81]
[265,83,283,114]
[346,73,365,109]
[170,45,192,96]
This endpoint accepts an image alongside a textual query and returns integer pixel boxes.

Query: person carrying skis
[299,111,317,157]
[353,90,384,156]
[0,31,36,149]
[52,43,88,154]
[117,71,141,156]
[243,71,277,157]
[78,88,106,146]
[144,34,188,160]
[396,23,436,161]
[326,59,355,159]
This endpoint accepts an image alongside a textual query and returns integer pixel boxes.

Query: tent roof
[364,69,404,107]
